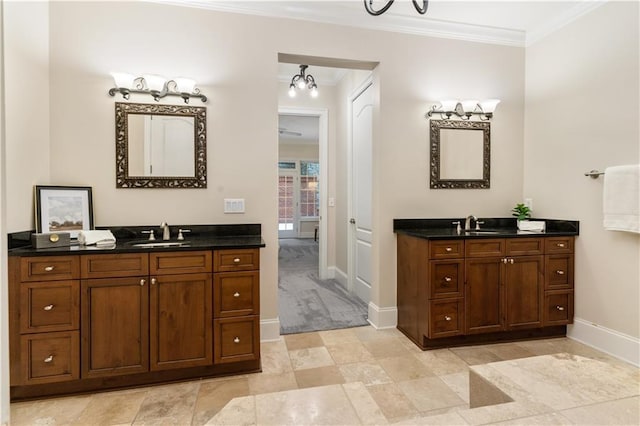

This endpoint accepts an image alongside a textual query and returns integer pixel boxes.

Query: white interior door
[349,81,373,303]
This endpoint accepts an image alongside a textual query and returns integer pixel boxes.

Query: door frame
[278,107,329,279]
[347,75,373,300]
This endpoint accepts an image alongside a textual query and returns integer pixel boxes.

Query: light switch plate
[224,198,245,213]
[328,197,335,207]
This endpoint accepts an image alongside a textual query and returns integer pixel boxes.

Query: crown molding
[144,0,608,48]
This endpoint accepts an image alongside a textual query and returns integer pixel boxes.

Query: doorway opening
[277,57,376,335]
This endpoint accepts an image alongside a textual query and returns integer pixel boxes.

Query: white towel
[78,230,116,246]
[603,165,640,234]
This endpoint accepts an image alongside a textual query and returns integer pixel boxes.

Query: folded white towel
[78,230,116,246]
[603,165,640,234]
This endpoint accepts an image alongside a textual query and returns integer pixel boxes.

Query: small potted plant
[512,203,532,229]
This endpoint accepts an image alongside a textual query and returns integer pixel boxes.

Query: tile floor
[10,326,640,425]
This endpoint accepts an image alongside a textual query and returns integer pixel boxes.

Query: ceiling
[279,115,320,145]
[150,0,607,46]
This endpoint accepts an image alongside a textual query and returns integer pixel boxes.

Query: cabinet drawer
[506,238,543,256]
[545,237,574,254]
[214,316,260,363]
[465,239,505,258]
[20,331,79,385]
[428,298,464,338]
[429,260,463,299]
[429,240,464,259]
[150,250,212,275]
[545,255,574,290]
[20,256,79,282]
[214,271,260,318]
[214,249,260,272]
[544,291,574,326]
[20,281,79,333]
[81,253,149,278]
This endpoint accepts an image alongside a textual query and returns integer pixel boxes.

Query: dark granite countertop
[394,218,579,240]
[8,224,265,257]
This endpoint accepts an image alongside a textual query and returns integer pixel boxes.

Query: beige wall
[524,1,639,343]
[4,1,50,232]
[278,143,319,161]
[7,1,524,339]
[0,1,8,421]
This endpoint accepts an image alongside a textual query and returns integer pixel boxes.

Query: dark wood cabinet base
[10,359,261,401]
[398,325,567,350]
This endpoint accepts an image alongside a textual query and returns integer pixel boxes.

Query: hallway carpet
[278,238,369,334]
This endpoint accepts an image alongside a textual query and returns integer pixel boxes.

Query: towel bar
[584,169,605,179]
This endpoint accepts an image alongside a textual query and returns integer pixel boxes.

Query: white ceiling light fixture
[288,65,319,98]
[427,99,500,120]
[364,0,428,16]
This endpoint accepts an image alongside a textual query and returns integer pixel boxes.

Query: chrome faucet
[464,215,477,231]
[160,222,170,240]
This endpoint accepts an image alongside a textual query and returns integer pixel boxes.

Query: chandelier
[364,0,428,16]
[288,65,318,98]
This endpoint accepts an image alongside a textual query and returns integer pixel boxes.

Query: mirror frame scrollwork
[430,119,490,189]
[115,102,207,188]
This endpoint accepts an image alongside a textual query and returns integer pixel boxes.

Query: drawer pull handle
[43,304,54,311]
[140,279,146,286]
[556,243,566,248]
[444,315,452,321]
[233,337,240,343]
[233,258,241,263]
[233,292,240,297]
[44,266,55,272]
[151,278,157,285]
[443,277,452,282]
[445,247,452,252]
[44,355,54,363]
[555,270,565,275]
[556,305,565,311]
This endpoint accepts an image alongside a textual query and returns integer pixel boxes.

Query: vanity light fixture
[364,0,428,16]
[108,72,207,103]
[288,65,318,98]
[427,99,500,120]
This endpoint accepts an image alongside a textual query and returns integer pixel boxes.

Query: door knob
[349,218,356,224]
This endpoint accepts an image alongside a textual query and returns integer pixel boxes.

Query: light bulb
[173,77,196,94]
[479,99,501,114]
[110,72,135,89]
[142,74,167,92]
[310,87,318,98]
[288,85,296,98]
[460,100,479,114]
[439,99,459,112]
[297,79,306,89]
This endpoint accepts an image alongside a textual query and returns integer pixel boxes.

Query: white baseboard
[331,266,348,289]
[260,317,281,342]
[367,302,397,329]
[568,317,640,367]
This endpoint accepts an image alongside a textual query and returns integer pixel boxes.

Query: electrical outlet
[328,197,335,207]
[524,198,533,210]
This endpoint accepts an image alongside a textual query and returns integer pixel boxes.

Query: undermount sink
[131,241,190,248]
[463,229,501,235]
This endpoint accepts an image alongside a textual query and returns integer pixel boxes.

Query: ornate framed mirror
[430,119,490,189]
[115,102,207,188]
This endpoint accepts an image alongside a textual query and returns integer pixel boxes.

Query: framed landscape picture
[35,185,94,238]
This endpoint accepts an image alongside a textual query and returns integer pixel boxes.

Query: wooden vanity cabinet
[10,255,81,386]
[10,246,261,400]
[397,234,574,349]
[213,248,261,364]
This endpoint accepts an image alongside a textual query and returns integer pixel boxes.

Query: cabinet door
[81,277,149,378]
[150,273,213,370]
[465,257,503,334]
[505,256,544,330]
[430,260,464,299]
